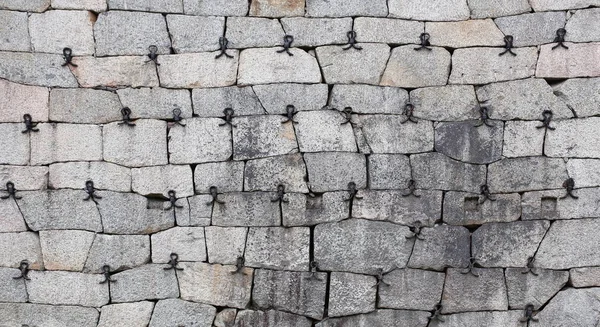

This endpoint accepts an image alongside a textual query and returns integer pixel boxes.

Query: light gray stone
[536,42,600,78]
[389,0,470,21]
[245,227,309,271]
[0,52,78,87]
[0,10,29,51]
[545,117,600,158]
[109,0,182,12]
[317,44,390,85]
[411,152,486,193]
[433,311,523,327]
[253,83,328,114]
[52,0,107,11]
[238,48,321,85]
[149,299,215,327]
[0,196,27,232]
[117,87,193,120]
[295,110,357,152]
[111,264,180,303]
[280,17,351,47]
[253,269,327,319]
[235,310,312,327]
[381,46,451,88]
[449,47,538,84]
[316,309,430,327]
[0,165,48,190]
[565,8,600,42]
[31,123,102,165]
[568,159,600,188]
[99,301,154,327]
[212,192,280,226]
[442,268,508,313]
[168,118,231,164]
[27,270,109,307]
[571,267,600,287]
[49,88,121,124]
[151,227,206,263]
[304,152,367,192]
[29,10,95,55]
[104,119,168,167]
[435,120,503,164]
[359,115,434,154]
[553,78,600,118]
[378,268,445,311]
[426,19,504,48]
[0,303,99,327]
[95,11,171,56]
[178,262,253,308]
[329,272,377,317]
[205,227,247,265]
[330,84,409,114]
[306,0,387,17]
[0,124,29,165]
[226,17,284,48]
[49,162,131,192]
[84,234,150,273]
[467,0,531,18]
[71,56,159,88]
[536,218,600,269]
[408,225,471,271]
[180,195,212,227]
[443,192,521,225]
[282,192,348,226]
[505,268,568,309]
[192,86,263,117]
[132,165,193,198]
[488,157,567,192]
[244,154,308,193]
[520,188,600,221]
[250,0,305,17]
[353,190,443,226]
[353,17,423,44]
[368,154,411,190]
[215,308,237,327]
[40,230,95,271]
[0,268,27,302]
[533,288,600,327]
[233,115,299,160]
[158,52,239,88]
[194,161,244,193]
[503,121,545,157]
[183,0,248,16]
[530,0,600,10]
[410,85,479,122]
[315,219,414,274]
[0,0,50,11]
[495,12,566,47]
[0,79,48,123]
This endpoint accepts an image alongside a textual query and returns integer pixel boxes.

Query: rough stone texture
[0,52,79,87]
[27,270,109,307]
[304,152,367,192]
[536,218,600,269]
[0,0,50,12]
[149,299,215,327]
[151,227,206,263]
[0,165,48,190]
[0,124,29,165]
[521,188,600,221]
[530,0,600,11]
[571,267,600,287]
[495,12,566,47]
[295,110,357,152]
[84,234,150,273]
[212,192,280,226]
[329,272,376,317]
[378,268,445,311]
[192,86,263,117]
[449,47,538,84]
[330,84,408,115]
[410,85,479,121]
[381,46,451,88]
[389,0,470,21]
[205,227,247,265]
[104,119,168,167]
[238,48,321,85]
[117,87,193,120]
[250,0,305,17]
[49,88,122,124]
[467,0,531,18]
[0,10,30,52]
[52,0,107,11]
[253,83,328,113]
[109,0,182,12]
[178,262,253,308]
[488,157,567,192]
[411,152,486,193]
[111,264,180,303]
[443,192,521,225]
[505,268,568,309]
[235,310,313,327]
[215,308,237,327]
[99,301,154,327]
[0,268,27,302]
[40,230,95,271]
[553,78,600,118]
[533,288,600,327]
[181,195,212,227]
[194,161,244,193]
[433,311,523,327]
[280,17,351,47]
[0,303,99,327]
[435,120,503,164]
[426,20,504,48]
[168,118,231,164]
[49,162,131,192]
[536,42,600,78]
[408,225,471,271]
[546,117,600,158]
[245,227,310,271]
[158,52,239,88]
[0,196,27,232]
[368,154,411,190]
[282,192,348,226]
[71,56,159,88]
[442,268,508,313]
[316,44,390,85]
[316,309,430,327]
[244,154,308,193]
[306,0,387,17]
[233,115,298,160]
[253,269,327,319]
[502,121,545,157]
[568,159,600,188]
[226,17,284,48]
[565,9,600,43]
[30,123,102,165]
[183,0,248,16]
[359,115,434,154]
[0,80,48,123]
[353,17,423,44]
[29,10,95,55]
[132,165,193,197]
[353,190,443,226]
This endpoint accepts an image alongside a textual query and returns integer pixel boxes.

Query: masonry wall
[1,0,600,326]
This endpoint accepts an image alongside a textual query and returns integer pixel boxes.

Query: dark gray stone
[282,192,348,226]
[244,154,308,193]
[488,157,567,192]
[411,152,486,193]
[233,115,298,160]
[111,264,179,303]
[316,309,430,327]
[536,218,600,269]
[235,310,312,327]
[435,121,503,164]
[149,299,216,327]
[245,227,310,271]
[211,192,280,227]
[505,268,568,309]
[378,268,445,311]
[329,272,377,317]
[443,192,521,225]
[352,190,443,226]
[408,225,471,271]
[168,118,232,164]
[304,152,367,192]
[441,268,508,313]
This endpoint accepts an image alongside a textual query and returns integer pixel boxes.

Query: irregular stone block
[530,0,600,10]
[521,188,600,221]
[31,123,102,165]
[568,159,600,188]
[330,84,408,114]
[0,124,29,165]
[545,117,600,158]
[111,264,179,303]
[381,46,450,88]
[353,190,442,226]
[378,268,445,311]
[99,301,154,327]
[315,219,413,274]
[52,0,107,11]
[0,79,48,123]
[253,269,327,319]
[329,272,376,317]
[233,116,298,160]
[151,227,206,263]
[250,0,305,17]
[194,161,244,193]
[316,309,430,327]
[306,0,387,17]
[411,152,486,193]
[304,152,367,192]
[467,0,531,18]
[368,154,411,190]
[443,192,521,225]
[353,17,423,44]
[0,196,27,232]
[238,48,321,85]
[426,19,504,48]
[215,308,237,327]
[49,88,121,124]
[316,44,390,85]
[117,87,192,120]
[235,310,312,327]
[178,262,253,308]
[0,0,50,11]
[71,56,159,88]
[282,192,348,226]
[132,165,193,198]
[0,10,30,51]
[95,11,170,56]
[505,268,568,309]
[205,227,247,265]
[27,270,109,307]
[183,0,248,16]
[181,195,212,227]
[84,234,150,273]
[0,165,48,190]
[389,0,470,21]
[253,83,328,114]
[244,154,308,193]
[571,267,600,288]
[158,52,239,88]
[533,288,600,326]
[29,10,95,55]
[103,119,168,167]
[212,192,280,226]
[435,311,523,327]
[109,0,182,12]
[49,162,131,192]
[449,47,538,84]
[442,268,508,313]
[503,121,545,157]
[359,115,434,154]
[408,225,471,271]
[280,17,351,47]
[245,227,310,271]
[553,77,600,118]
[40,230,95,271]
[168,118,231,164]
[149,299,215,327]
[295,110,357,152]
[435,120,503,164]
[226,17,284,48]
[0,268,27,302]
[410,85,479,122]
[536,42,600,78]
[488,157,567,192]
[0,52,78,87]
[536,218,600,269]
[495,12,566,46]
[565,8,600,43]
[192,86,263,117]
[0,303,99,327]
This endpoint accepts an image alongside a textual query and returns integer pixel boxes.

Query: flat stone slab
[354,17,423,44]
[49,161,132,192]
[359,115,434,153]
[0,267,27,302]
[443,192,521,225]
[521,188,600,221]
[245,227,310,271]
[488,157,567,192]
[317,309,430,327]
[253,83,328,114]
[84,234,150,273]
[0,165,48,191]
[533,288,600,327]
[295,110,357,153]
[117,87,193,120]
[158,52,239,88]
[536,218,600,269]
[151,227,206,263]
[503,121,545,157]
[0,79,48,123]
[408,225,471,271]
[426,19,504,48]
[99,301,155,327]
[442,268,508,313]
[111,264,180,303]
[53,0,107,11]
[181,195,212,227]
[553,77,600,118]
[238,48,321,85]
[233,115,299,160]
[183,0,248,15]
[306,0,387,17]
[329,272,376,317]
[205,227,247,265]
[244,154,309,193]
[316,44,390,85]
[378,268,445,311]
[565,8,600,43]
[537,42,600,78]
[352,190,442,226]
[250,0,305,17]
[330,84,408,114]
[132,165,193,198]
[495,12,566,47]
[468,0,530,18]
[103,119,168,167]
[0,303,99,327]
[167,15,223,53]
[192,86,264,117]
[449,47,538,84]
[381,46,451,88]
[49,88,122,124]
[235,310,312,327]
[109,0,182,12]
[530,0,600,10]
[435,120,503,164]
[410,85,479,122]
[212,192,280,227]
[411,152,486,193]
[505,268,568,309]
[149,299,216,327]
[304,152,367,192]
[368,154,411,190]
[282,192,348,226]
[545,117,600,158]
[31,123,103,165]
[29,10,95,55]
[40,230,95,271]
[571,267,600,288]
[72,56,159,88]
[388,0,470,21]
[0,52,78,87]
[0,124,29,165]
[194,161,244,193]
[280,17,350,47]
[27,270,109,307]
[226,17,284,48]
[0,10,30,52]
[0,196,28,232]
[168,118,232,164]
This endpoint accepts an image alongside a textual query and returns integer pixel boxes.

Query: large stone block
[433,311,523,327]
[378,268,445,311]
[49,88,121,124]
[71,56,159,88]
[84,234,150,273]
[545,117,600,158]
[381,46,451,88]
[27,271,109,307]
[253,83,328,114]
[330,84,410,115]
[280,17,351,47]
[316,44,390,85]
[521,188,600,221]
[132,165,193,198]
[443,191,521,225]
[530,0,600,10]
[180,195,212,227]
[111,264,180,303]
[0,165,48,190]
[505,268,568,309]
[306,0,387,17]
[0,124,29,165]
[304,152,367,192]
[353,17,423,44]
[183,0,248,16]
[329,272,376,317]
[408,225,471,271]
[571,267,600,288]
[352,190,443,226]
[245,227,310,271]
[565,8,600,43]
[567,159,600,188]
[29,10,95,55]
[250,0,305,17]
[411,152,486,193]
[212,192,280,226]
[360,115,434,153]
[52,0,107,11]
[389,0,470,21]
[158,52,239,88]
[99,301,154,327]
[0,267,27,302]
[368,154,411,190]
[244,154,308,193]
[410,85,479,122]
[0,80,48,123]
[552,78,600,118]
[205,227,247,265]
[442,268,508,313]
[467,0,530,18]
[0,195,28,232]
[0,303,99,327]
[194,161,244,193]
[49,162,131,192]
[426,19,504,48]
[235,310,312,327]
[435,120,503,164]
[104,119,168,167]
[295,110,357,152]
[449,47,538,84]
[533,288,600,327]
[233,115,298,160]
[226,17,284,48]
[151,227,206,263]
[149,299,216,327]
[109,0,182,12]
[282,192,348,226]
[40,230,95,271]
[238,48,321,85]
[31,123,102,165]
[117,87,192,120]
[495,12,566,46]
[316,310,430,327]
[488,157,567,192]
[192,86,264,117]
[536,42,600,78]
[0,0,50,12]
[0,10,30,52]
[503,121,545,157]
[168,118,231,164]
[536,218,600,269]
[0,52,78,87]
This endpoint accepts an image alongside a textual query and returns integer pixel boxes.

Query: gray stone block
[505,268,568,309]
[0,52,78,87]
[495,12,566,47]
[353,17,423,44]
[0,0,50,11]
[329,272,376,317]
[0,303,99,327]
[71,56,159,88]
[317,309,430,327]
[205,227,247,265]
[132,165,193,198]
[194,161,244,193]
[253,269,327,319]
[571,267,600,288]
[306,0,387,17]
[410,85,479,122]
[435,120,503,164]
[158,52,239,88]
[111,264,180,303]
[178,262,253,308]
[553,77,600,118]
[295,110,356,152]
[151,227,206,263]
[49,162,131,192]
[536,218,600,269]
[426,19,504,48]
[40,230,95,271]
[546,117,600,158]
[226,17,284,48]
[149,299,215,327]
[408,225,471,271]
[84,234,150,273]
[503,121,545,157]
[238,48,321,85]
[192,86,264,118]
[109,0,182,12]
[0,79,48,123]
[253,83,328,114]
[95,11,171,56]
[0,165,48,191]
[0,268,27,302]
[235,310,312,327]
[233,116,299,160]
[103,119,168,167]
[411,152,486,193]
[442,268,508,313]
[315,219,414,274]
[27,270,109,307]
[565,8,600,43]
[467,0,530,18]
[168,15,224,52]
[31,123,102,165]
[330,84,409,114]
[381,45,450,88]
[29,10,95,55]
[488,157,567,192]
[280,17,351,47]
[215,308,237,327]
[245,227,310,271]
[368,154,411,190]
[99,301,155,327]
[360,115,434,154]
[434,311,523,327]
[244,154,308,193]
[530,0,600,10]
[316,44,390,85]
[117,87,193,120]
[533,288,600,327]
[353,190,443,226]
[304,152,367,192]
[0,10,29,52]
[183,0,248,16]
[250,0,305,17]
[378,268,445,311]
[52,0,107,11]
[389,0,470,21]
[212,192,280,226]
[443,191,521,226]
[49,88,121,124]
[168,118,231,164]
[181,195,212,227]
[568,159,600,188]
[0,124,29,165]
[536,42,600,79]
[449,47,538,84]
[282,192,348,226]
[521,188,600,221]
[0,196,27,232]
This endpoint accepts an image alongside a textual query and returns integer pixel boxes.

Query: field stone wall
[1,0,600,326]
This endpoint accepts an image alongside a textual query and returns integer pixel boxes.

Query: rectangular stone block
[408,225,471,271]
[238,48,321,85]
[108,0,182,12]
[132,165,193,198]
[0,10,30,51]
[294,110,357,152]
[368,154,411,190]
[280,17,351,47]
[505,268,568,309]
[49,161,131,192]
[535,218,600,269]
[426,19,504,48]
[235,310,312,327]
[435,121,504,164]
[117,87,192,120]
[317,310,430,327]
[354,17,423,44]
[0,124,30,165]
[27,270,109,307]
[330,84,409,114]
[537,42,600,78]
[503,121,545,157]
[0,303,99,327]
[52,0,107,11]
[167,15,223,53]
[467,0,530,18]
[282,192,348,226]
[0,196,28,232]
[151,227,206,263]
[304,152,367,192]
[168,118,231,164]
[0,79,48,123]
[179,195,212,227]
[84,234,150,273]
[522,188,600,221]
[496,12,566,48]
[411,152,486,193]
[359,115,434,153]
[183,0,248,16]
[30,123,102,165]
[317,44,391,85]
[29,10,95,55]
[192,86,264,117]
[529,0,600,11]
[567,159,600,188]
[389,0,470,21]
[50,88,122,124]
[0,0,50,11]
[442,268,508,313]
[329,272,376,317]
[103,119,168,167]
[226,17,284,48]
[158,52,239,88]
[0,268,27,302]
[449,47,538,84]
[233,116,299,160]
[382,45,451,88]
[244,154,308,193]
[545,117,600,158]
[194,161,244,194]
[565,8,600,43]
[571,267,600,287]
[378,268,445,311]
[212,192,280,226]
[0,232,43,269]
[245,227,310,271]
[410,85,478,122]
[0,52,78,87]
[205,226,247,265]
[149,299,216,327]
[111,264,180,303]
[71,56,159,88]
[306,0,387,17]
[552,77,600,118]
[434,311,523,327]
[253,83,328,114]
[443,191,521,225]
[99,301,154,327]
[0,165,48,191]
[40,230,95,271]
[353,190,442,226]
[488,157,567,192]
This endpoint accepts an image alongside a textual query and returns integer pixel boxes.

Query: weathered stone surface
[353,17,423,44]
[253,83,328,113]
[0,10,29,52]
[109,0,182,12]
[49,162,131,192]
[250,0,305,17]
[158,52,239,88]
[530,0,600,10]
[315,219,413,274]
[505,268,568,309]
[192,86,263,117]
[503,121,545,157]
[235,310,312,327]
[0,0,50,11]
[0,303,99,327]
[183,0,248,16]
[408,225,471,271]
[426,20,504,48]
[253,269,327,319]
[316,44,390,85]
[52,0,107,11]
[295,110,356,152]
[434,311,523,327]
[442,268,508,313]
[329,272,376,317]
[117,87,192,120]
[0,165,48,190]
[31,123,102,165]
[280,17,351,47]
[379,268,445,311]
[194,162,244,193]
[330,84,408,115]
[180,195,212,227]
[317,309,430,327]
[304,152,367,192]
[568,159,600,187]
[536,219,600,269]
[495,12,566,47]
[389,0,470,21]
[0,52,78,87]
[99,301,154,327]
[205,227,247,265]
[29,10,95,55]
[149,299,215,327]
[84,234,150,273]
[49,88,121,124]
[410,85,479,122]
[28,271,108,307]
[0,196,27,232]
[245,154,308,193]
[467,0,531,18]
[282,192,348,226]
[245,227,309,271]
[353,190,443,225]
[226,17,284,48]
[72,56,159,88]
[151,227,205,263]
[104,119,168,167]
[40,230,95,271]
[571,267,600,287]
[306,0,387,17]
[553,78,600,118]
[449,47,538,84]
[443,192,521,225]
[565,8,600,43]
[18,190,102,232]
[0,268,27,302]
[233,116,298,160]
[537,42,600,78]
[0,124,29,165]
[368,154,411,190]
[95,11,170,56]
[546,117,600,158]
[533,288,600,326]
[0,80,48,123]
[521,188,600,221]
[132,165,193,198]
[411,152,486,193]
[179,262,253,308]
[359,115,434,154]
[214,308,237,327]
[381,46,450,88]
[238,48,321,85]
[111,264,179,303]
[435,121,503,164]
[169,118,231,164]
[488,157,567,192]
[212,192,280,226]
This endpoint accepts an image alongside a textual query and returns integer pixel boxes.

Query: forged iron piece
[230,256,247,275]
[118,107,136,126]
[461,257,480,277]
[519,304,539,323]
[164,253,184,271]
[479,184,496,204]
[374,268,390,287]
[146,45,160,65]
[340,107,354,125]
[215,37,234,59]
[270,184,289,204]
[552,28,568,50]
[281,105,299,124]
[61,47,78,67]
[401,103,418,124]
[206,186,225,205]
[414,33,432,51]
[304,261,323,281]
[219,108,237,128]
[172,108,186,126]
[536,110,556,131]
[344,182,362,202]
[21,114,39,133]
[521,257,539,276]
[428,303,445,322]
[402,179,421,198]
[13,260,30,281]
[342,31,362,51]
[165,190,183,211]
[276,35,294,56]
[83,180,102,204]
[99,265,116,284]
[1,182,21,200]
[474,102,494,127]
[406,220,425,240]
[499,35,517,56]
[560,178,579,199]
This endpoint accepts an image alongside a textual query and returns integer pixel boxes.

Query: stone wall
[1,0,600,326]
